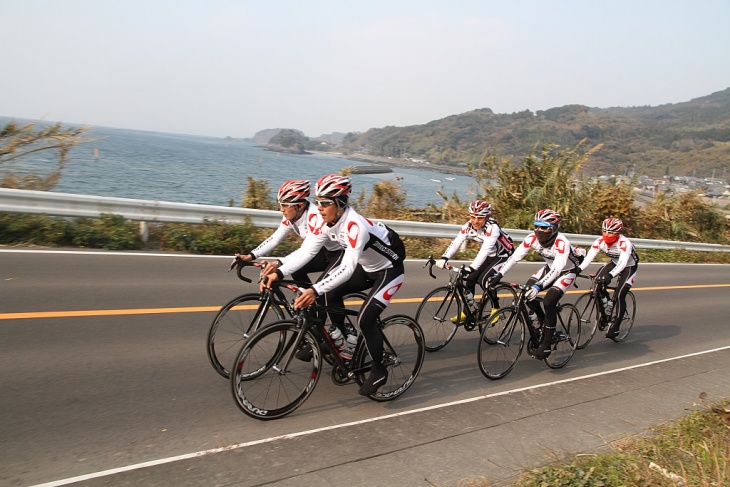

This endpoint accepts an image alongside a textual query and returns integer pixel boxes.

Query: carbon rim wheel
[230,322,320,420]
[207,294,284,379]
[573,293,598,350]
[356,315,425,402]
[478,307,525,380]
[545,303,580,369]
[415,287,460,351]
[610,291,636,342]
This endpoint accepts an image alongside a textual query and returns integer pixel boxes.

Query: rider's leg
[606,265,636,338]
[357,266,405,396]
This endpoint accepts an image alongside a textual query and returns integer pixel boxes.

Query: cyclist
[235,180,342,284]
[435,199,514,323]
[578,217,639,338]
[262,174,406,396]
[487,209,583,359]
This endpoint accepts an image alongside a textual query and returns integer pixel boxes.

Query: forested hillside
[337,88,730,179]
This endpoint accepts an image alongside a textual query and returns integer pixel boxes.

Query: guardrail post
[139,221,149,243]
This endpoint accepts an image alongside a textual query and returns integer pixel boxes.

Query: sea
[3,119,478,208]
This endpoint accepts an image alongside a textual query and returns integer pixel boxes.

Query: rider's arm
[249,217,292,260]
[441,222,469,260]
[536,235,571,288]
[275,230,329,278]
[578,237,601,272]
[499,233,533,276]
[470,222,499,270]
[610,238,633,276]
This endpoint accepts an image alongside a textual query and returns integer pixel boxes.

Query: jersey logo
[525,234,537,247]
[347,221,360,248]
[307,213,319,232]
[555,238,566,253]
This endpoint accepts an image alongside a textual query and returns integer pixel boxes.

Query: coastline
[309,150,472,177]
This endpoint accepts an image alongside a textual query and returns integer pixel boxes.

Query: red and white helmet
[315,174,352,200]
[277,180,310,204]
[534,209,562,228]
[468,200,493,218]
[602,217,623,233]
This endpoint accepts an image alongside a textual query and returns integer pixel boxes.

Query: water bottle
[464,290,475,309]
[600,294,610,313]
[329,327,345,350]
[528,310,538,325]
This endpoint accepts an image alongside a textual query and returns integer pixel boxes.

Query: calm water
[4,120,478,208]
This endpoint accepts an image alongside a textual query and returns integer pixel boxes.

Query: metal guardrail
[1,188,729,252]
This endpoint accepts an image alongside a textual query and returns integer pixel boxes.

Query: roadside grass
[459,394,730,487]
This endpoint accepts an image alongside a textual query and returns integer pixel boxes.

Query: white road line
[31,345,730,487]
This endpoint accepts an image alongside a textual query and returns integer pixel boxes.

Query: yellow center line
[1,284,728,320]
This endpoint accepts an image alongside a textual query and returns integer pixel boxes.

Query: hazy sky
[2,1,729,139]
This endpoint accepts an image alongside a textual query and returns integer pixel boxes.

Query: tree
[471,140,603,232]
[1,120,90,190]
[241,177,275,209]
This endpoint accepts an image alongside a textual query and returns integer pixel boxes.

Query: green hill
[336,88,730,179]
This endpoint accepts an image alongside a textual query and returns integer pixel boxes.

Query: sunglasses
[602,230,619,235]
[278,202,301,208]
[534,225,553,232]
[315,199,336,208]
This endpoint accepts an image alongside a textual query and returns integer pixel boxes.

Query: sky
[2,1,729,139]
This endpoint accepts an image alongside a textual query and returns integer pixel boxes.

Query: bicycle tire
[545,303,581,369]
[610,290,636,342]
[573,292,599,350]
[477,306,525,380]
[415,286,460,351]
[207,293,285,379]
[354,314,425,401]
[230,320,320,420]
[476,282,518,341]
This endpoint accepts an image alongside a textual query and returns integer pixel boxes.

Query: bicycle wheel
[354,314,425,401]
[415,286,460,351]
[545,303,581,369]
[573,292,599,350]
[609,291,636,342]
[207,293,285,379]
[230,321,321,420]
[493,283,519,308]
[477,307,525,380]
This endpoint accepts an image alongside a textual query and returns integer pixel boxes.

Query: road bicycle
[573,274,636,349]
[207,258,364,379]
[414,256,518,352]
[477,282,581,380]
[230,281,426,420]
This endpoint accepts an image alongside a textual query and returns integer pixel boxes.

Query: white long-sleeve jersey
[277,207,397,296]
[249,202,340,260]
[500,232,582,288]
[579,234,639,277]
[441,219,513,269]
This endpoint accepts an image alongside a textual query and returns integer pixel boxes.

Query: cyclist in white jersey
[487,209,584,359]
[262,174,406,396]
[236,180,342,284]
[435,200,514,321]
[578,217,640,338]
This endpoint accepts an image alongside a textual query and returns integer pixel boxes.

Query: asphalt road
[1,250,728,487]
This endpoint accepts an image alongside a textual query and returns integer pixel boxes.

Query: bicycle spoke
[573,293,598,350]
[415,287,460,351]
[478,307,524,380]
[231,322,320,420]
[207,294,284,379]
[610,290,636,342]
[545,303,580,369]
[358,315,425,402]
